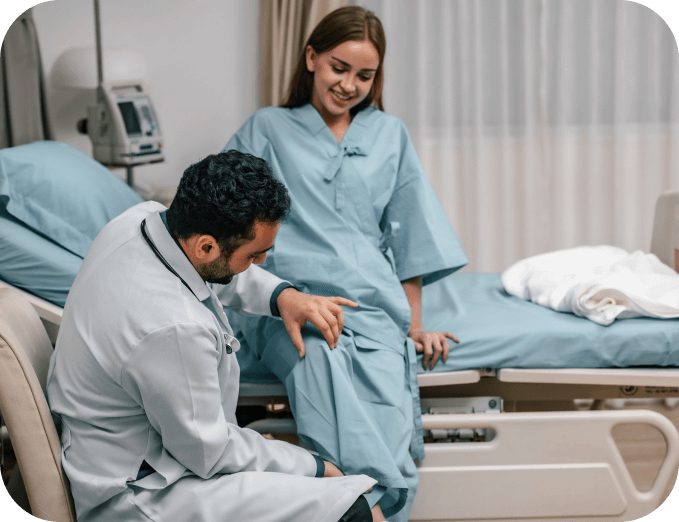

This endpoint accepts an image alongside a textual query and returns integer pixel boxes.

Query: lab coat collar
[144,210,211,301]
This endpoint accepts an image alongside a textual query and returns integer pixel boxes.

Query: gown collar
[296,103,374,146]
[144,210,211,301]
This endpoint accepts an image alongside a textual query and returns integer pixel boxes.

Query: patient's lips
[332,89,355,102]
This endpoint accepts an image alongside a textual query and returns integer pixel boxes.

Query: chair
[0,287,76,521]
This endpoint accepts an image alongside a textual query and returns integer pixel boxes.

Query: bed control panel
[422,397,502,442]
[650,191,679,272]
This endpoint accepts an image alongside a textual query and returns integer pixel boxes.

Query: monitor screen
[117,102,142,136]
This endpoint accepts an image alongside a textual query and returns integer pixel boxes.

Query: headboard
[650,191,679,272]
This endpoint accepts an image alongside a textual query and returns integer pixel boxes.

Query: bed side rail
[411,409,679,521]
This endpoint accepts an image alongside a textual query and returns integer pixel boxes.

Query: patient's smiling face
[306,39,380,124]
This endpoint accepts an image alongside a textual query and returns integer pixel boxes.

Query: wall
[9,0,260,195]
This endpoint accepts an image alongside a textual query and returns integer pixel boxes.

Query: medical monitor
[87,80,164,167]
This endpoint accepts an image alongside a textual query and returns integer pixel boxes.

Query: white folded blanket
[501,245,679,325]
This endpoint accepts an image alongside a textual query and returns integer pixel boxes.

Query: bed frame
[239,370,679,521]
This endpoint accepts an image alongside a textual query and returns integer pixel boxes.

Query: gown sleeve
[121,323,317,479]
[223,112,270,158]
[381,124,468,286]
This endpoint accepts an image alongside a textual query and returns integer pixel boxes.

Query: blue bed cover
[422,273,679,371]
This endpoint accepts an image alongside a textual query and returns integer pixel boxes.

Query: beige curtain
[260,0,346,107]
[359,0,679,272]
[0,7,51,148]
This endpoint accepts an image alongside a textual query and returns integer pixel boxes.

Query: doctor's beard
[198,249,236,285]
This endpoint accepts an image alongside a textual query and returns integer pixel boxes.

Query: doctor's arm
[213,265,357,357]
[402,276,459,370]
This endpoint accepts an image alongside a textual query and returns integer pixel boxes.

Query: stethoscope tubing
[140,218,198,300]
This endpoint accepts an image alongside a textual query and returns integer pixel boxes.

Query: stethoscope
[140,218,198,299]
[140,218,233,354]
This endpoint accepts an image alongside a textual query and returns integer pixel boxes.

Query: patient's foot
[372,504,386,521]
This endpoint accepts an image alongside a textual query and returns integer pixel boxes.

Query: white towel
[501,245,679,325]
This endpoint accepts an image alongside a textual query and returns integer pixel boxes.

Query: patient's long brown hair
[281,5,386,114]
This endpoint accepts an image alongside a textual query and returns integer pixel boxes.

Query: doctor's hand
[322,461,373,493]
[277,288,358,357]
[323,460,344,477]
[410,330,459,371]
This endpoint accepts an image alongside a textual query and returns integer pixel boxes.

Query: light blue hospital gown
[224,104,468,520]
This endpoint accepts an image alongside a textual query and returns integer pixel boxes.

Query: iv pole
[93,0,134,188]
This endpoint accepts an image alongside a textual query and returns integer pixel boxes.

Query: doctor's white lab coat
[46,201,375,522]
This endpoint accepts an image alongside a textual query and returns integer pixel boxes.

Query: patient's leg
[241,317,418,522]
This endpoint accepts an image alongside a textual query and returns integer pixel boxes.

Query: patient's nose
[340,76,356,94]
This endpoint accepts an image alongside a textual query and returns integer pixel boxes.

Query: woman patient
[223,6,467,521]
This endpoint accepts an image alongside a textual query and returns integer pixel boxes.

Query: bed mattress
[422,273,679,371]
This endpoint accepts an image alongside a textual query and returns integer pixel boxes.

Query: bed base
[412,409,679,521]
[240,370,679,521]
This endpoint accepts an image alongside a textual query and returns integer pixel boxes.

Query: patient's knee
[296,332,353,374]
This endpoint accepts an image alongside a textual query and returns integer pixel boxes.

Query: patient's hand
[277,288,358,357]
[410,330,459,371]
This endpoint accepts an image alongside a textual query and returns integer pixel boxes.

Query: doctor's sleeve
[120,323,317,479]
[211,264,289,316]
[381,131,468,286]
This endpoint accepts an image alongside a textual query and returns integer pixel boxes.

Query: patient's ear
[306,45,317,72]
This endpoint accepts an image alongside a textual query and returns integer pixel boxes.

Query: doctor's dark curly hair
[166,150,290,251]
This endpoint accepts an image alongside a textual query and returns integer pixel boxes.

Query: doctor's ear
[195,235,221,262]
[306,45,317,72]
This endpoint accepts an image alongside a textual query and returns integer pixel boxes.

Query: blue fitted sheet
[0,214,82,307]
[421,273,679,371]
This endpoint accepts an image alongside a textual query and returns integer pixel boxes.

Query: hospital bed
[1,142,679,521]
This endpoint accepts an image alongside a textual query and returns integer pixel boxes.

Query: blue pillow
[0,141,143,257]
[0,214,82,307]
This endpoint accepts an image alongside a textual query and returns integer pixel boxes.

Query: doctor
[46,150,376,522]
